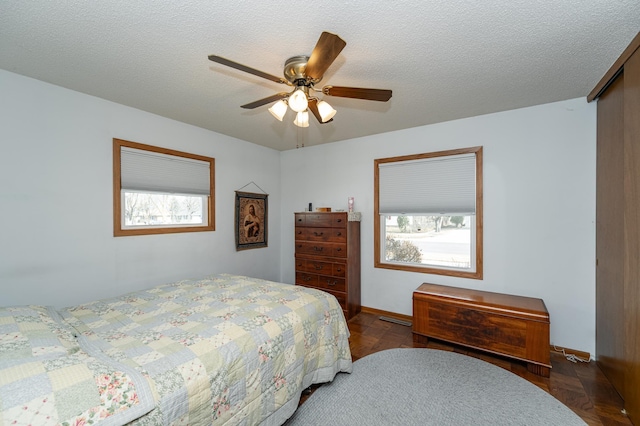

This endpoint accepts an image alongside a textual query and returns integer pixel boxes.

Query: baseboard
[360,307,592,360]
[360,306,413,324]
[551,345,592,361]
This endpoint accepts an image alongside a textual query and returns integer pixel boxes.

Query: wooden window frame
[374,146,483,279]
[113,138,215,237]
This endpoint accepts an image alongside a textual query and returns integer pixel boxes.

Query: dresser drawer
[295,213,331,227]
[297,227,347,242]
[294,213,307,226]
[295,213,347,228]
[331,244,347,257]
[332,263,346,277]
[295,271,318,286]
[317,276,346,293]
[303,260,333,275]
[295,271,346,293]
[294,241,347,258]
[306,214,332,227]
[296,259,346,277]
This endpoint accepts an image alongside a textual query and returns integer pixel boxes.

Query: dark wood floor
[303,311,632,425]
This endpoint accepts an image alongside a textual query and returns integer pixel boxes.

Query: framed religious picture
[235,191,268,250]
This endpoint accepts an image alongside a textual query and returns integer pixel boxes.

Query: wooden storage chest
[413,283,551,376]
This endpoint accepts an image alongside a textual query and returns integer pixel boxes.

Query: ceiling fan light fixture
[293,111,309,127]
[316,100,337,122]
[289,88,308,113]
[209,32,392,136]
[268,100,288,121]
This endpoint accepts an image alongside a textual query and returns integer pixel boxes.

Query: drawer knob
[304,276,312,282]
[337,232,342,236]
[314,246,324,252]
[336,248,342,252]
[314,231,324,236]
[327,280,337,286]
[314,265,323,270]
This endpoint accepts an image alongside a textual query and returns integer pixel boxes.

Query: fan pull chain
[296,124,305,148]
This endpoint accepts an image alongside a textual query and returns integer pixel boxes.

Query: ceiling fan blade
[208,55,288,85]
[304,32,347,80]
[241,92,289,109]
[322,86,392,102]
[307,98,333,123]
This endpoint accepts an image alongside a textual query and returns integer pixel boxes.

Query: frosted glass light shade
[289,89,308,113]
[293,111,309,127]
[268,100,287,121]
[316,100,337,122]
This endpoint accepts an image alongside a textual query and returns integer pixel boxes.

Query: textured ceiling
[1,1,638,151]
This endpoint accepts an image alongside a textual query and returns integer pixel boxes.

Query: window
[374,147,482,279]
[113,138,215,236]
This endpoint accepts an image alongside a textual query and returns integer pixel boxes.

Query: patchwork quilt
[0,274,352,425]
[0,305,153,425]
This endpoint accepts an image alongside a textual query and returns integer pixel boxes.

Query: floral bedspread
[0,305,154,426]
[60,274,352,425]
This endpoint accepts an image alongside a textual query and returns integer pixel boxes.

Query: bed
[0,273,352,425]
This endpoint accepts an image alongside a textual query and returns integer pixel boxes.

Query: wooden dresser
[294,212,361,319]
[413,283,551,376]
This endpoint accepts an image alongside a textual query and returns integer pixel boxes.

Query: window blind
[120,147,211,195]
[378,153,476,215]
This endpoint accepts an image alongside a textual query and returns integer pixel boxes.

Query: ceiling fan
[208,31,392,127]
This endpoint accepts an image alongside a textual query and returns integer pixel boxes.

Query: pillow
[0,305,79,363]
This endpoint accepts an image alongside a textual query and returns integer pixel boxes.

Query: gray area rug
[285,348,585,425]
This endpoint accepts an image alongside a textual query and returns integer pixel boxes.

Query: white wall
[0,69,597,355]
[0,70,282,307]
[280,97,596,355]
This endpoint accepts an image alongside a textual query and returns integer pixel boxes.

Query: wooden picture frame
[235,191,268,250]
